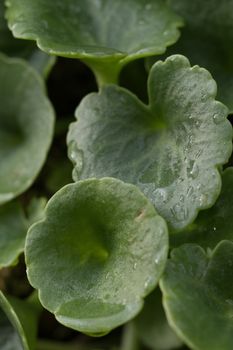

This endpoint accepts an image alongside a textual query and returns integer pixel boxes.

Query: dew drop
[153,188,169,203]
[213,226,217,231]
[187,160,199,179]
[170,203,187,221]
[199,194,208,206]
[179,195,185,202]
[213,113,224,125]
[133,262,137,270]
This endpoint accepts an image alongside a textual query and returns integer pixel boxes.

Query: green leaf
[134,288,182,350]
[171,168,233,249]
[0,201,28,268]
[67,55,232,231]
[160,241,233,350]
[0,2,55,77]
[25,178,168,335]
[147,0,233,112]
[0,291,39,350]
[5,0,183,85]
[0,54,54,204]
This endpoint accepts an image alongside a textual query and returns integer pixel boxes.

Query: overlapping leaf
[0,2,55,77]
[0,54,54,204]
[25,178,168,335]
[134,288,182,350]
[0,292,39,350]
[160,241,233,350]
[67,55,232,231]
[5,0,183,84]
[147,0,233,111]
[171,168,233,249]
[0,201,27,268]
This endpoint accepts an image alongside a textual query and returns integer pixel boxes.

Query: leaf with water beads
[5,0,183,85]
[67,55,232,231]
[171,168,233,249]
[25,178,168,335]
[160,241,233,350]
[0,54,54,204]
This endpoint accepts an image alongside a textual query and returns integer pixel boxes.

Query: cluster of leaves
[0,0,233,349]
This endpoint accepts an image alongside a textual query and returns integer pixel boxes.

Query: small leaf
[0,2,55,77]
[171,168,233,249]
[5,0,183,84]
[160,241,233,350]
[25,178,168,335]
[67,55,232,231]
[134,288,182,350]
[0,201,28,268]
[147,0,233,112]
[0,54,54,204]
[0,291,39,350]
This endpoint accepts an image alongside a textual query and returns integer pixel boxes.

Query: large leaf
[171,168,233,249]
[134,288,182,350]
[160,241,233,350]
[25,178,168,335]
[147,0,233,112]
[5,0,183,85]
[0,291,39,350]
[67,55,232,231]
[0,201,28,268]
[0,2,55,77]
[0,54,54,204]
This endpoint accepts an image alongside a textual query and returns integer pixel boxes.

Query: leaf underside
[6,0,182,67]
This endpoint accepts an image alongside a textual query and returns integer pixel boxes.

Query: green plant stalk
[83,58,122,87]
[121,323,141,350]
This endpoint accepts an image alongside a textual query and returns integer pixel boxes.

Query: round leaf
[150,0,233,112]
[5,0,183,84]
[67,55,232,231]
[160,241,233,350]
[25,178,168,335]
[0,54,55,204]
[0,201,28,268]
[134,288,182,350]
[0,292,39,350]
[171,168,233,249]
[0,2,55,77]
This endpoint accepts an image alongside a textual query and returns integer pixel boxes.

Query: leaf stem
[121,323,141,350]
[82,59,122,88]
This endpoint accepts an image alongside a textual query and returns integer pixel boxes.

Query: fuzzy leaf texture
[0,2,55,77]
[171,168,233,249]
[5,0,183,84]
[67,55,232,231]
[160,241,233,350]
[0,54,54,204]
[25,178,168,335]
[147,0,233,111]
